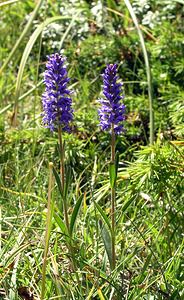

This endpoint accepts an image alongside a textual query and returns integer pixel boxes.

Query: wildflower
[42,53,73,131]
[98,64,125,134]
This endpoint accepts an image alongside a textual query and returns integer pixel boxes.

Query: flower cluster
[42,53,73,131]
[98,64,125,134]
[42,55,125,135]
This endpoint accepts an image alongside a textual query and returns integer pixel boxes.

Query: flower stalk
[41,162,54,300]
[42,53,73,233]
[42,53,77,271]
[111,124,116,270]
[98,64,125,271]
[58,125,69,232]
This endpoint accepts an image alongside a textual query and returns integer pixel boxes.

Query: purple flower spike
[42,53,73,132]
[98,64,126,134]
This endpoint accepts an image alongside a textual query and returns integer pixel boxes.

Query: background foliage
[0,0,183,299]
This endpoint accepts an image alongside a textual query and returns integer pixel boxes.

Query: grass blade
[53,212,67,235]
[97,288,106,300]
[59,10,82,50]
[69,195,83,236]
[124,0,154,144]
[94,201,112,234]
[0,0,19,7]
[0,0,44,74]
[100,222,113,270]
[53,166,63,197]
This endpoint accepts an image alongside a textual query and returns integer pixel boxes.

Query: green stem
[41,162,54,300]
[57,126,79,277]
[111,124,116,270]
[58,125,70,232]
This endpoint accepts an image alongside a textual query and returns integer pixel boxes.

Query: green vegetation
[0,0,183,299]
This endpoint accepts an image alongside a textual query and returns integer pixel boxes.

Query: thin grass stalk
[111,124,116,270]
[0,0,44,74]
[59,11,81,50]
[0,0,19,7]
[33,33,43,127]
[41,162,54,300]
[124,0,154,144]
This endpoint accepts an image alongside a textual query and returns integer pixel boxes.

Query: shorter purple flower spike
[42,53,73,132]
[98,64,126,134]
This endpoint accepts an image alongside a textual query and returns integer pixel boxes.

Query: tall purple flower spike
[98,64,126,134]
[42,53,73,132]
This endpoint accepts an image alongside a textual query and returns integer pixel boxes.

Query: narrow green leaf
[122,196,135,213]
[94,201,112,233]
[100,222,113,270]
[86,285,95,300]
[69,195,83,236]
[137,253,152,284]
[109,162,116,188]
[53,167,63,197]
[109,152,119,188]
[53,212,67,235]
[64,165,71,199]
